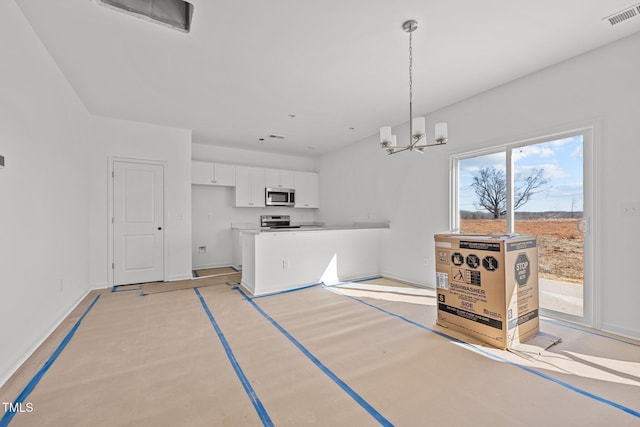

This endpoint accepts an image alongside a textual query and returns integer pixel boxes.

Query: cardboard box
[434,233,539,349]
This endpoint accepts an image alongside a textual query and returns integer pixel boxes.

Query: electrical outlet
[423,257,429,265]
[198,246,206,253]
[283,260,288,269]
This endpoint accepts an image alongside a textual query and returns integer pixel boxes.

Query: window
[451,127,595,324]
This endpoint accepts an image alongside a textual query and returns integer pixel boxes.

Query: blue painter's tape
[351,276,384,283]
[234,286,393,426]
[194,288,274,427]
[326,285,640,420]
[541,318,640,347]
[249,282,322,299]
[0,294,101,427]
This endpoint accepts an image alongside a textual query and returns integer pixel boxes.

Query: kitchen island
[240,225,389,296]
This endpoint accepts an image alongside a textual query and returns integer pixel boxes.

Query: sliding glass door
[452,128,594,325]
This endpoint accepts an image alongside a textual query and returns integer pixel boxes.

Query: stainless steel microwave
[265,187,295,206]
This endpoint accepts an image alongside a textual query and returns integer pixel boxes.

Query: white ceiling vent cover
[604,3,640,25]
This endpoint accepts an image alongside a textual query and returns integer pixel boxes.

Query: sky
[458,135,584,213]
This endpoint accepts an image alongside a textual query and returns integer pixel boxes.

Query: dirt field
[460,219,584,284]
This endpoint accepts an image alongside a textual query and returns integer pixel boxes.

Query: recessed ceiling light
[258,138,265,142]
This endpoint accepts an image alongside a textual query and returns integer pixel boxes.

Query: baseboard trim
[380,272,434,290]
[334,272,382,285]
[192,263,235,271]
[91,282,109,290]
[0,289,92,389]
[601,322,640,342]
[166,274,193,282]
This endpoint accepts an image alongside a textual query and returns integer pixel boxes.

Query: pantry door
[113,160,165,285]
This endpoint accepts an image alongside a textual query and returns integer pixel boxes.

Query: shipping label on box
[434,234,539,349]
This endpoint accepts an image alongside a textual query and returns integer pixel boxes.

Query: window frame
[449,125,598,327]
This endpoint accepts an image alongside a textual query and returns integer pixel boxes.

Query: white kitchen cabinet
[242,227,385,296]
[191,161,235,186]
[294,171,319,208]
[235,166,266,207]
[265,168,295,189]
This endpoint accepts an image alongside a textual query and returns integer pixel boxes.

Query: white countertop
[239,223,390,235]
[234,220,390,233]
[231,222,260,231]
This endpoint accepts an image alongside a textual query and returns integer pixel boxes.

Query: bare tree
[471,166,549,219]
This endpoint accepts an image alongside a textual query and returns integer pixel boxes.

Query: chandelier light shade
[380,19,448,155]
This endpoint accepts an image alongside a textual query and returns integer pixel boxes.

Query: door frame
[449,121,600,329]
[107,156,167,287]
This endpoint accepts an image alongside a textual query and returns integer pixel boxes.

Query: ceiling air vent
[95,0,194,32]
[604,3,639,26]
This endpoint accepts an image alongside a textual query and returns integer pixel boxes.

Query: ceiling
[15,0,640,156]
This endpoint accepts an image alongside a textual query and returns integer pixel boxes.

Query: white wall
[191,143,318,269]
[192,143,318,170]
[319,32,640,340]
[0,0,93,386]
[319,131,447,286]
[89,117,193,286]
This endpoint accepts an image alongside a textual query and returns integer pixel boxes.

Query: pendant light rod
[405,20,416,150]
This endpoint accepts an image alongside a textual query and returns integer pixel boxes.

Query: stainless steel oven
[260,215,300,229]
[265,187,295,206]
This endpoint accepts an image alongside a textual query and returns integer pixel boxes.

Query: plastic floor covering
[1,278,639,426]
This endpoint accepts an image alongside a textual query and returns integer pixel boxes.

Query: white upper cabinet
[265,168,295,189]
[191,161,235,186]
[235,166,266,207]
[294,171,319,208]
[192,161,317,208]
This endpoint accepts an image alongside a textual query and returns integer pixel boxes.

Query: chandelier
[380,20,448,155]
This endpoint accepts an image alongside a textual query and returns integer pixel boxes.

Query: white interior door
[113,160,164,285]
